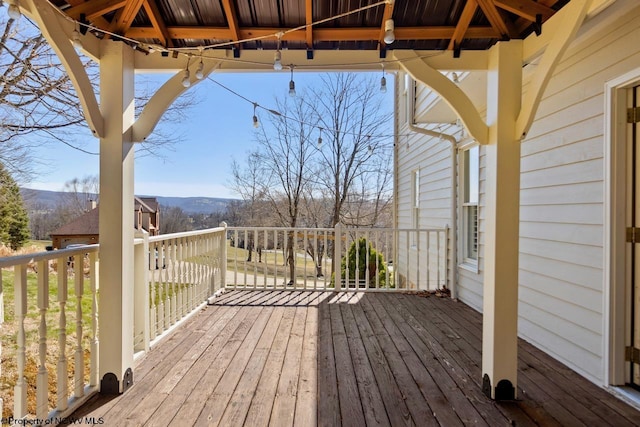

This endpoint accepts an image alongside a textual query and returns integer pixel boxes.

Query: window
[462,145,479,263]
[411,169,419,246]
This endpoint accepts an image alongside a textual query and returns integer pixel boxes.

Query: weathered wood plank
[269,302,308,426]
[293,293,319,427]
[349,294,413,426]
[243,297,297,426]
[340,299,391,426]
[317,294,341,427]
[195,304,277,426]
[329,296,368,426]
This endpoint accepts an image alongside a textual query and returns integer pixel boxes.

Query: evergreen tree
[0,162,30,250]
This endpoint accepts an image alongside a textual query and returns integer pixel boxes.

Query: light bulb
[181,69,191,88]
[7,0,20,20]
[317,136,322,148]
[71,30,82,51]
[195,60,204,80]
[368,145,374,155]
[289,79,296,97]
[253,115,259,128]
[274,51,283,71]
[383,19,395,44]
[380,76,387,93]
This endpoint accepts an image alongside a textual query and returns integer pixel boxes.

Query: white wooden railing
[226,225,448,292]
[137,227,226,349]
[0,224,443,422]
[0,245,99,423]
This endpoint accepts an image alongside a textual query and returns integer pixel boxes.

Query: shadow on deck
[66,290,640,426]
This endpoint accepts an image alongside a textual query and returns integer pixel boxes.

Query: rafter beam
[221,0,241,42]
[494,0,554,22]
[143,0,172,47]
[476,0,511,39]
[111,0,144,35]
[448,0,478,50]
[125,25,499,43]
[305,0,313,49]
[66,0,126,21]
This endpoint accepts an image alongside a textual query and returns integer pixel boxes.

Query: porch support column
[481,40,522,400]
[98,40,136,394]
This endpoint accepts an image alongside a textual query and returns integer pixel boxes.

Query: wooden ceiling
[51,0,567,54]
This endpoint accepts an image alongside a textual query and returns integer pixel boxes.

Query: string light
[181,57,191,88]
[317,128,323,148]
[380,64,387,93]
[253,103,260,128]
[7,0,20,20]
[451,72,459,84]
[274,32,284,71]
[195,59,204,80]
[289,65,296,97]
[71,29,82,51]
[383,19,395,44]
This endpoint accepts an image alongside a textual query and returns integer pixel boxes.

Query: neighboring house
[51,197,160,248]
[395,0,640,397]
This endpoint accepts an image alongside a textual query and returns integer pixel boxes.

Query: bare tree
[308,73,393,228]
[0,16,197,182]
[255,96,317,284]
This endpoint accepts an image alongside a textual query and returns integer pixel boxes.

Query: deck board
[66,291,640,426]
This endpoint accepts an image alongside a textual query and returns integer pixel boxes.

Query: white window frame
[459,142,479,270]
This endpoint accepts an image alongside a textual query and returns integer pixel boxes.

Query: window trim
[458,143,479,271]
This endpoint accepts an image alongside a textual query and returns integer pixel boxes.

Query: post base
[482,374,515,400]
[100,368,134,395]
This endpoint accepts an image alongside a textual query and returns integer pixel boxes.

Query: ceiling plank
[378,0,395,47]
[126,25,499,43]
[221,0,241,42]
[476,0,512,39]
[143,0,172,47]
[305,0,313,48]
[448,0,478,50]
[66,0,126,20]
[494,0,554,21]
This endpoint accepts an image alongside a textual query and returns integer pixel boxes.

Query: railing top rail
[0,244,99,268]
[226,226,448,232]
[148,226,226,243]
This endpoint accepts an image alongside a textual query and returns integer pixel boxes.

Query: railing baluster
[14,264,27,418]
[74,255,85,398]
[36,260,49,419]
[57,257,68,411]
[89,252,99,385]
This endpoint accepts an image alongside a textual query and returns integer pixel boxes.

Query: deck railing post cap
[219,221,228,227]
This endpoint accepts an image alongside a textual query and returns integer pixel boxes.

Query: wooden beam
[221,0,241,42]
[305,0,313,49]
[448,0,478,50]
[378,0,395,47]
[111,0,145,35]
[66,0,126,20]
[143,0,172,47]
[125,25,499,43]
[476,0,511,39]
[493,0,554,21]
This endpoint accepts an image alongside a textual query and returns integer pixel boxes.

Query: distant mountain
[20,188,237,214]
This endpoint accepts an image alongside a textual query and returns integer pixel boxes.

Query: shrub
[339,238,388,287]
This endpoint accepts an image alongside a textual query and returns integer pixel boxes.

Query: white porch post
[481,40,523,400]
[98,41,136,394]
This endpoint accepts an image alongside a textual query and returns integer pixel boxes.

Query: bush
[339,238,388,287]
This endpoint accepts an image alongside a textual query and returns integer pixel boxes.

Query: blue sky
[26,71,394,199]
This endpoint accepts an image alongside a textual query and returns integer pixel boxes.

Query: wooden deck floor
[69,290,640,426]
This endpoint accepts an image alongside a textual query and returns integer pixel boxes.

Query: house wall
[394,0,640,385]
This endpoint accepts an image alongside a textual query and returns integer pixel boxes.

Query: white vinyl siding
[394,2,640,385]
[518,2,640,384]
